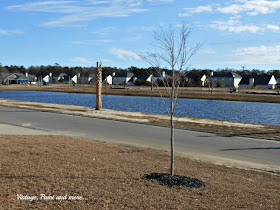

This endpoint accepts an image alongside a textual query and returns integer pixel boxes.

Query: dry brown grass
[0,135,279,209]
[156,119,280,141]
[2,84,280,103]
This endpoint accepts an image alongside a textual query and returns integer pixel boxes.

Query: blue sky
[1,0,280,71]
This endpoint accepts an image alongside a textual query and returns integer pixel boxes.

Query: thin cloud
[209,19,280,34]
[6,1,148,27]
[7,1,81,13]
[91,27,115,36]
[227,45,280,64]
[67,40,115,45]
[217,0,280,16]
[180,1,280,16]
[87,1,110,5]
[71,57,90,63]
[142,26,154,31]
[266,24,280,31]
[0,29,24,35]
[146,0,174,3]
[110,48,140,60]
[179,5,212,16]
[201,48,216,54]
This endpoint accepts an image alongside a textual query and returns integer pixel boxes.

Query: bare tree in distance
[142,23,202,176]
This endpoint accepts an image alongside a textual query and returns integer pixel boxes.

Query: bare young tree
[143,23,202,176]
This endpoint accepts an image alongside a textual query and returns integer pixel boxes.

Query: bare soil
[0,135,279,209]
[1,84,280,103]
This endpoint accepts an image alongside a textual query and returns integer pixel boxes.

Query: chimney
[249,77,254,87]
[162,71,166,78]
[25,72,28,78]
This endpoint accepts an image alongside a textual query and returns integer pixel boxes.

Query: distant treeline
[0,63,279,79]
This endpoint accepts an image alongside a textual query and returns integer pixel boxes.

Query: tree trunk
[170,107,174,176]
[96,62,102,110]
[170,67,175,176]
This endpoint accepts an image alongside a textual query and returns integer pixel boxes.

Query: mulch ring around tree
[143,173,205,188]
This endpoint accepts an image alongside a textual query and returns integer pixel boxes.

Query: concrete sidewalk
[0,123,50,135]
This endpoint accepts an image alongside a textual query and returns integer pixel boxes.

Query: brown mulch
[0,135,279,209]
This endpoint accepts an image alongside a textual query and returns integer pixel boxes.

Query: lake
[0,90,279,126]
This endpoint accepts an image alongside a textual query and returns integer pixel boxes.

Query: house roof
[127,75,150,83]
[212,72,242,78]
[27,74,36,80]
[239,75,274,85]
[114,72,134,78]
[0,73,29,81]
[186,74,197,80]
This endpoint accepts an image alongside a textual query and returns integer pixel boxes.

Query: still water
[0,90,279,126]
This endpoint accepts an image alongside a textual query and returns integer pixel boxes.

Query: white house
[239,75,277,89]
[211,72,242,88]
[112,72,134,85]
[200,74,207,86]
[43,73,53,84]
[102,74,113,85]
[72,75,78,84]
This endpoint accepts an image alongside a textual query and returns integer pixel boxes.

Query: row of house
[1,71,279,89]
[187,72,280,89]
[0,71,166,86]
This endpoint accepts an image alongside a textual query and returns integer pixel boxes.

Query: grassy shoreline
[1,84,280,103]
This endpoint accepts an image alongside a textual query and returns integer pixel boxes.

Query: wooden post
[96,61,102,110]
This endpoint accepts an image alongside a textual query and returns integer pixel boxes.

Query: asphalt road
[0,105,279,172]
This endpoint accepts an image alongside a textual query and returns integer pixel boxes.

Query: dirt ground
[0,135,279,209]
[2,84,280,103]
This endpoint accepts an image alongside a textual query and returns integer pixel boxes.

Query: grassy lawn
[0,135,279,209]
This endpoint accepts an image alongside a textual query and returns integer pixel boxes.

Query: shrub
[216,80,223,88]
[135,79,151,86]
[59,77,64,83]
